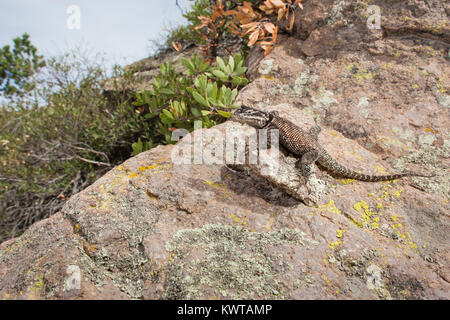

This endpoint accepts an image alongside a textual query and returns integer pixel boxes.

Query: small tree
[0,33,46,99]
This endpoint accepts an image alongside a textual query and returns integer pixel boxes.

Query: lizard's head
[231,105,277,128]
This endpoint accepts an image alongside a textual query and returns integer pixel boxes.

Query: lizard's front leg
[295,149,319,178]
[308,125,322,141]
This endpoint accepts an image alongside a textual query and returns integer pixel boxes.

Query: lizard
[230,105,434,182]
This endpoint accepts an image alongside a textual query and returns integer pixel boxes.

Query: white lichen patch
[294,71,312,97]
[259,59,274,75]
[311,88,339,110]
[436,94,450,108]
[418,134,436,146]
[164,224,318,299]
[327,0,346,26]
[366,264,383,290]
[391,141,449,200]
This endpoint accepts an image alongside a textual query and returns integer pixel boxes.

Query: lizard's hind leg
[295,150,320,178]
[308,125,322,141]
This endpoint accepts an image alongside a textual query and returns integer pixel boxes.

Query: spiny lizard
[231,105,434,182]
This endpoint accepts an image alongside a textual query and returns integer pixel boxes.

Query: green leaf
[217,110,232,118]
[159,88,174,95]
[216,56,226,71]
[231,88,238,102]
[228,56,235,72]
[212,70,227,79]
[231,77,248,86]
[131,138,143,156]
[182,58,195,74]
[191,91,209,107]
[206,82,218,102]
[191,107,201,117]
[162,109,174,120]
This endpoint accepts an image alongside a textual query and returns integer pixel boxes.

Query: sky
[0,0,192,67]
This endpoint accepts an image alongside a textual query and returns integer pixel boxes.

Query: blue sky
[0,0,191,66]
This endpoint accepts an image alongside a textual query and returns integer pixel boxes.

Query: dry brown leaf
[248,29,261,46]
[256,41,275,45]
[223,9,237,16]
[272,25,278,43]
[270,0,286,9]
[172,42,182,52]
[294,0,304,9]
[241,21,259,29]
[263,22,276,33]
[287,12,295,31]
[261,44,273,56]
[277,7,289,20]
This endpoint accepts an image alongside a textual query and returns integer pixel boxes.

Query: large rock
[1,0,449,299]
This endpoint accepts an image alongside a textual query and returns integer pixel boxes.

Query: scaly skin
[231,106,434,181]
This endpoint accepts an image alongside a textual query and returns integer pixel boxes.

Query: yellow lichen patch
[265,215,275,231]
[146,191,158,201]
[353,200,379,230]
[329,240,342,249]
[204,180,233,200]
[341,178,355,185]
[375,166,389,175]
[321,274,341,295]
[408,241,418,249]
[437,75,447,93]
[392,224,403,235]
[336,229,345,238]
[393,190,403,198]
[353,200,369,212]
[319,198,342,215]
[28,274,45,298]
[124,160,165,179]
[350,150,364,161]
[322,274,331,285]
[98,201,110,212]
[390,214,402,223]
[230,213,248,227]
[203,180,227,189]
[261,75,274,80]
[168,251,175,261]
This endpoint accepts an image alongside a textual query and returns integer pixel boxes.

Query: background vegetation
[0,0,302,241]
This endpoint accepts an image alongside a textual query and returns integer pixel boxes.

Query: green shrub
[0,50,143,240]
[0,2,252,241]
[0,33,46,99]
[131,53,247,154]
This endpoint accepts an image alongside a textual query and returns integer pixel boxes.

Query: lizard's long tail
[317,151,434,182]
